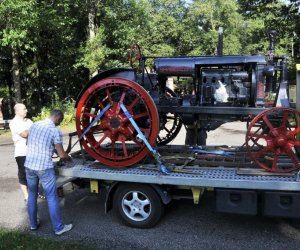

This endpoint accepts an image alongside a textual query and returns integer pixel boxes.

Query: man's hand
[55,144,72,161]
[62,153,72,162]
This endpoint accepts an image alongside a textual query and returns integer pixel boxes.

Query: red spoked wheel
[246,107,300,172]
[76,77,159,168]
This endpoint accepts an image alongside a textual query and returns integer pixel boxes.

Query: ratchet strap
[120,103,171,175]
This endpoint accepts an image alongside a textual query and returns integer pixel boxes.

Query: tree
[0,0,39,102]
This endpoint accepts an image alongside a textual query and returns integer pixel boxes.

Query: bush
[32,97,76,127]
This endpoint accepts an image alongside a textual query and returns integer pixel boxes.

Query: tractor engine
[198,69,250,105]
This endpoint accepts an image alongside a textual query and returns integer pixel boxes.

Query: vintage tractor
[75,30,300,173]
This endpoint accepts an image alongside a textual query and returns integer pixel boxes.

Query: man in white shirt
[9,103,33,202]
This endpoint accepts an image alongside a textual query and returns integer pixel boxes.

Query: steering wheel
[129,43,142,72]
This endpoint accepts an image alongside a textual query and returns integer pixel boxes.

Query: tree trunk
[88,4,96,40]
[11,49,22,102]
[87,0,98,78]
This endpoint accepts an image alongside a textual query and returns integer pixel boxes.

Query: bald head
[14,103,28,119]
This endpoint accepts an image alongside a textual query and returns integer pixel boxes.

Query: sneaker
[30,219,40,231]
[55,224,73,236]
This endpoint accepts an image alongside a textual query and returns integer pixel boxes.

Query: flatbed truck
[57,144,300,228]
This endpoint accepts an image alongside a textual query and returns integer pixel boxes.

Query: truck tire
[113,184,164,228]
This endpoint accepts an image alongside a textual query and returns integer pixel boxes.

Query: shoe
[30,219,40,231]
[55,224,73,236]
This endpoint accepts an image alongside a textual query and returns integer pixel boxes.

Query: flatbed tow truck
[56,143,300,228]
[55,65,300,229]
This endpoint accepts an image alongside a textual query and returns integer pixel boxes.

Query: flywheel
[246,107,300,172]
[76,77,159,167]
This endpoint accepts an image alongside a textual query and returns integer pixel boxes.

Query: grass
[0,228,97,250]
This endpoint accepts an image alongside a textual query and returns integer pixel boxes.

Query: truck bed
[57,145,300,191]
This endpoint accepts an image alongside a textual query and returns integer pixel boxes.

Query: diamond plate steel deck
[57,158,300,191]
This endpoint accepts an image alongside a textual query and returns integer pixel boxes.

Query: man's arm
[19,130,29,138]
[55,143,72,161]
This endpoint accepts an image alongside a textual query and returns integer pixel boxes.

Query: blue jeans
[25,168,64,233]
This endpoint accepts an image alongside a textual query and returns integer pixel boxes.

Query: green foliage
[32,95,75,127]
[0,0,38,52]
[0,227,96,250]
[0,0,299,113]
[76,27,107,73]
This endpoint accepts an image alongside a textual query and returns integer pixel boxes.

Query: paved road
[1,123,300,250]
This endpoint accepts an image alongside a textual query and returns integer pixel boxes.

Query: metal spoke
[83,112,97,118]
[106,88,113,103]
[140,128,150,133]
[122,140,128,157]
[133,112,148,120]
[139,210,149,219]
[123,199,132,206]
[262,115,274,130]
[96,98,105,109]
[271,153,279,171]
[248,132,268,139]
[253,145,273,159]
[110,140,115,156]
[116,91,127,114]
[286,150,299,166]
[132,192,139,201]
[140,199,150,207]
[129,136,143,147]
[129,210,137,218]
[95,134,108,147]
[282,111,288,127]
[291,127,300,136]
[128,96,140,111]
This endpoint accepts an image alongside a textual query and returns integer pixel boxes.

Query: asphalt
[1,123,300,250]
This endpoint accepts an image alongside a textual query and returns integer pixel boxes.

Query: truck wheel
[113,184,164,228]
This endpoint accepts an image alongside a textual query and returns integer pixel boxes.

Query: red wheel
[246,107,300,172]
[76,77,159,168]
[129,43,142,72]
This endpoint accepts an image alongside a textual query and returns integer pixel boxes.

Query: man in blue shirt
[25,109,73,235]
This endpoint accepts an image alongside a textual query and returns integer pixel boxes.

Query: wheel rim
[246,107,300,172]
[76,77,159,167]
[122,190,151,222]
[157,87,182,146]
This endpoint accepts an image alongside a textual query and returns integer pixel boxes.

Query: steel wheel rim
[246,107,300,172]
[122,190,151,222]
[76,77,159,167]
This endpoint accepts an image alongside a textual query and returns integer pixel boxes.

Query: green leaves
[0,0,298,116]
[77,27,107,72]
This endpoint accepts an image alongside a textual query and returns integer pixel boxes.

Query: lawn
[0,228,96,250]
